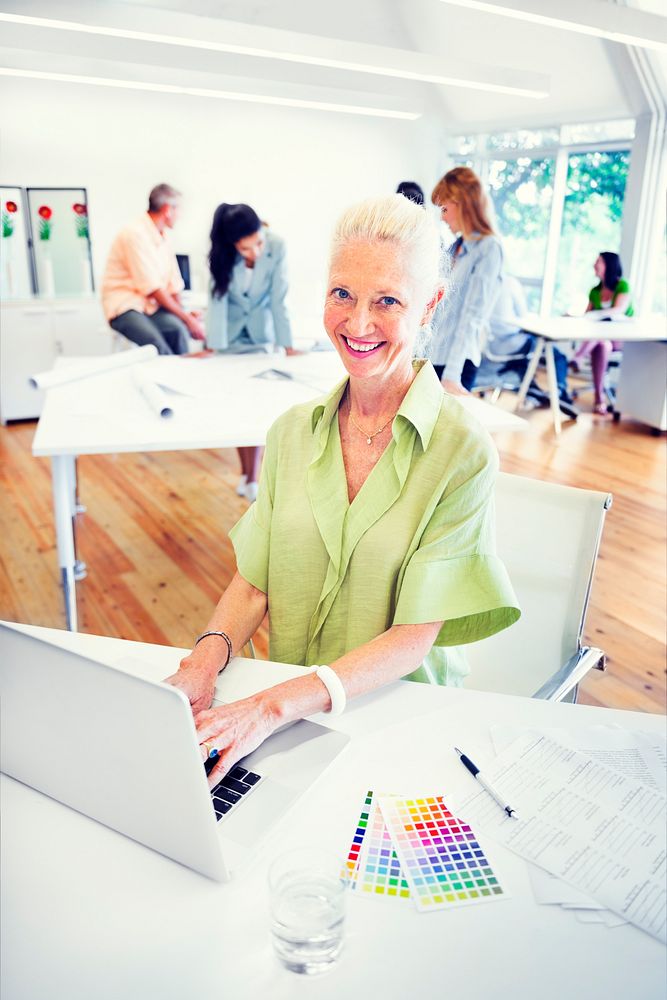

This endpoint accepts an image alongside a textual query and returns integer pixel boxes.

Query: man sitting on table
[101,183,206,354]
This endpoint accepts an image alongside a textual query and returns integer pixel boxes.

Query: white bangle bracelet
[310,664,346,717]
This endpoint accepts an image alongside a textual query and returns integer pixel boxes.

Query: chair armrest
[532,646,606,701]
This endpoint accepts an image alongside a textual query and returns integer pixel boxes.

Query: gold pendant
[367,436,372,445]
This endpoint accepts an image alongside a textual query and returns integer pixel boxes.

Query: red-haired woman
[429,167,503,395]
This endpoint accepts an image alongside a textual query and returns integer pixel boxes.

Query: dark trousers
[109,307,190,355]
[432,359,479,391]
[499,336,569,397]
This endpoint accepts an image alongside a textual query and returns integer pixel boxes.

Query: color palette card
[342,791,411,901]
[378,794,509,912]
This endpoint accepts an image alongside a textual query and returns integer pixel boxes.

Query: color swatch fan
[342,790,509,913]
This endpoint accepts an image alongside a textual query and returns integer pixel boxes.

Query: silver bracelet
[194,630,233,669]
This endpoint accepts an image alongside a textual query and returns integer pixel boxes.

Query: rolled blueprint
[29,345,159,389]
[133,367,174,419]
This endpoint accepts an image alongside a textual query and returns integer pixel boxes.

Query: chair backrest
[465,472,611,697]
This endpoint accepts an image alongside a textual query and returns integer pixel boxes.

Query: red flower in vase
[38,205,52,220]
[6,201,18,213]
[72,203,87,215]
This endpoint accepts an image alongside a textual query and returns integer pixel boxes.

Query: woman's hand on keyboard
[195,692,278,789]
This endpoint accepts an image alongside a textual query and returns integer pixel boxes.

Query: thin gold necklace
[347,394,397,445]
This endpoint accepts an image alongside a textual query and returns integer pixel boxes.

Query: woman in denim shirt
[428,168,503,395]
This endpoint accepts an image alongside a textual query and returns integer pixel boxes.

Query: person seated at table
[205,203,298,502]
[427,167,504,395]
[486,276,574,414]
[101,183,206,355]
[396,180,425,206]
[166,194,521,785]
[569,252,633,416]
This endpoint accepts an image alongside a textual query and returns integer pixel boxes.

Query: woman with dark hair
[206,204,296,500]
[571,251,633,416]
[428,167,503,394]
[396,181,425,207]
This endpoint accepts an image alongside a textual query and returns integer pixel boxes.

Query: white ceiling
[1,0,665,129]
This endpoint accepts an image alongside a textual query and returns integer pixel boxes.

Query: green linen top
[589,279,634,315]
[229,359,521,686]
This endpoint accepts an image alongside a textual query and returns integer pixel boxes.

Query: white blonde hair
[329,195,446,352]
[330,194,444,300]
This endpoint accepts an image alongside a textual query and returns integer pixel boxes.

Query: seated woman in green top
[166,194,520,785]
[570,252,633,416]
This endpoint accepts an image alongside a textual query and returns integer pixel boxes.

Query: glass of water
[268,847,347,975]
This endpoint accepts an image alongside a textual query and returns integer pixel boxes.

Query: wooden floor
[1,379,665,714]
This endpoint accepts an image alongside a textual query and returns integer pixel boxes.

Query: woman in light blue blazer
[206,203,296,500]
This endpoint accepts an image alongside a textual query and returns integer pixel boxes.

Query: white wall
[0,76,441,335]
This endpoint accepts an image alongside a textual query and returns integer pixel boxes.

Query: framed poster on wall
[1,186,35,298]
[26,187,94,296]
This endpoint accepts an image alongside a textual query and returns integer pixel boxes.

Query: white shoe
[244,481,259,502]
[236,475,248,496]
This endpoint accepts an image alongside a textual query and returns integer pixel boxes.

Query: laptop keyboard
[208,764,263,822]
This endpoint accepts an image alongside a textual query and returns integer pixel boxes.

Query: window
[449,120,635,315]
[553,150,632,314]
[487,156,555,312]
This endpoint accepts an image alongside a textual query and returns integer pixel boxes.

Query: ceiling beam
[0,0,550,98]
[437,0,667,53]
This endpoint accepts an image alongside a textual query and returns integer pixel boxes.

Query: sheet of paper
[454,734,667,943]
[31,345,158,388]
[491,725,667,795]
[492,725,666,925]
[341,791,411,903]
[378,794,510,913]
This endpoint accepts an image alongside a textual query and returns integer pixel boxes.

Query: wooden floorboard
[0,376,664,713]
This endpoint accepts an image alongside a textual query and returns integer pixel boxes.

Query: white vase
[1,236,15,297]
[40,244,55,297]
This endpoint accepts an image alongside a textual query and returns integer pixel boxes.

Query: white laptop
[0,622,349,881]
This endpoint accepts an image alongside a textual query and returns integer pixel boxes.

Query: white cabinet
[615,341,667,432]
[0,298,113,422]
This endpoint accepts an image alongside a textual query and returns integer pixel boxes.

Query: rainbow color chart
[379,794,508,912]
[343,791,411,900]
[343,791,508,913]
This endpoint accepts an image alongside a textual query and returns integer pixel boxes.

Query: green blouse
[589,279,633,315]
[230,360,520,686]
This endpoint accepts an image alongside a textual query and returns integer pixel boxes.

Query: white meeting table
[2,623,665,1000]
[31,352,526,631]
[515,313,666,435]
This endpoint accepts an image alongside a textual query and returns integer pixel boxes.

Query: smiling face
[324,240,439,385]
[235,230,265,265]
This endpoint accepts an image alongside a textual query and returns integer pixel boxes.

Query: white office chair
[465,472,612,702]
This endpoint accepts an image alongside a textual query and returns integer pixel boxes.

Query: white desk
[515,313,666,435]
[31,353,526,630]
[2,624,664,1000]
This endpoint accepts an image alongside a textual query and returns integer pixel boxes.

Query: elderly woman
[167,195,520,785]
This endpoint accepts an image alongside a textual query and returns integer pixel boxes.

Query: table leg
[74,457,87,514]
[65,457,87,580]
[51,455,78,631]
[544,343,562,435]
[514,337,544,410]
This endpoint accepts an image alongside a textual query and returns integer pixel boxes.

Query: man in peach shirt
[101,183,205,354]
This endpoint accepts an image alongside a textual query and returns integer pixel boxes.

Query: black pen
[454,747,519,820]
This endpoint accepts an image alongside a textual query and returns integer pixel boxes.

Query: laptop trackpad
[221,777,297,847]
[220,721,349,849]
